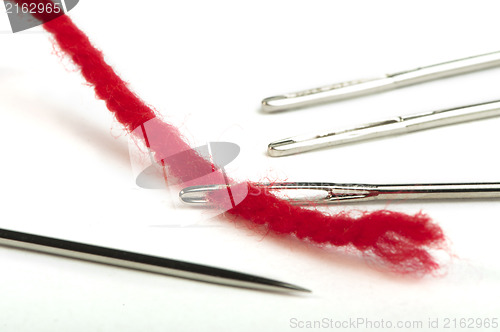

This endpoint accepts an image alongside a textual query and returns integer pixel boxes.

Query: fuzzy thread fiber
[19,0,445,273]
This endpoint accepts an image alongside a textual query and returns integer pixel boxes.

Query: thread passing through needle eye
[179,182,500,205]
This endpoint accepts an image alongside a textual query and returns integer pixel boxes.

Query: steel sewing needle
[262,51,500,112]
[0,227,310,293]
[179,182,500,205]
[267,100,500,157]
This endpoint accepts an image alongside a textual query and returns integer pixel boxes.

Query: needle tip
[278,283,312,293]
[232,272,311,293]
[243,278,311,293]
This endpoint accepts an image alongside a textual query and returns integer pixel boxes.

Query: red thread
[210,183,444,273]
[20,0,446,274]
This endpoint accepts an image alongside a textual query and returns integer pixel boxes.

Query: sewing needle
[0,227,310,293]
[268,100,500,157]
[262,51,500,112]
[179,182,500,205]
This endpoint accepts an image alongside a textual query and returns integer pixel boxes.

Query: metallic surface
[179,182,500,205]
[179,185,230,205]
[262,51,500,112]
[268,100,500,157]
[0,228,310,293]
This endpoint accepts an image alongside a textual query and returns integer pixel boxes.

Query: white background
[1,1,500,331]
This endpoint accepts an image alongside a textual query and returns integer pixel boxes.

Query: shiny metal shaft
[268,100,500,157]
[262,51,500,112]
[261,182,500,204]
[0,228,310,293]
[179,182,500,205]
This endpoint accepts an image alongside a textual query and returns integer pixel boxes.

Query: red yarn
[20,0,446,273]
[210,183,444,273]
